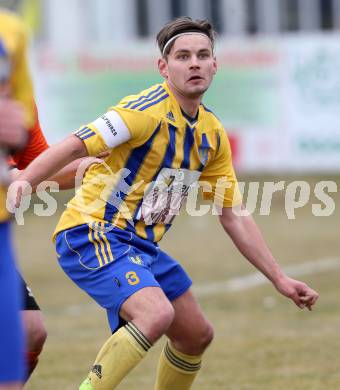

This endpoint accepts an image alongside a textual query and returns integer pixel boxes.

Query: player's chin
[185,85,208,98]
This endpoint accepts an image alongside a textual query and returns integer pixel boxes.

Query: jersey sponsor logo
[137,168,201,225]
[101,114,117,137]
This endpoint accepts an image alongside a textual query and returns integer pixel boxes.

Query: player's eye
[198,52,210,59]
[177,54,189,60]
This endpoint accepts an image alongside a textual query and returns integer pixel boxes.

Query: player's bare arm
[10,154,108,191]
[219,206,319,310]
[14,135,88,193]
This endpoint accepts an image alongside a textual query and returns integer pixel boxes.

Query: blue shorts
[0,222,25,383]
[56,223,192,332]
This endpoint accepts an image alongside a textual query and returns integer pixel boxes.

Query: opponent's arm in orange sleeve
[11,103,49,169]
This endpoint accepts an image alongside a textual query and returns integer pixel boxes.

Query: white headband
[162,32,212,55]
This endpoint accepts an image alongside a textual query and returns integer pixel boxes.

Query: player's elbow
[67,135,89,160]
[219,205,241,227]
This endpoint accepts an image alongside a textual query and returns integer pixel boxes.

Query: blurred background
[3,0,340,172]
[1,1,339,389]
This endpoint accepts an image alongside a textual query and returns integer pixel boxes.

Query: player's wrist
[270,270,287,287]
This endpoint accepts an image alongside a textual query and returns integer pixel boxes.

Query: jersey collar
[162,82,204,128]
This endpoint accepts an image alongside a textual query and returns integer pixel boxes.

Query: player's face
[159,34,217,99]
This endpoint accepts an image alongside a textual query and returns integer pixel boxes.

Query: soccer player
[9,103,110,380]
[0,7,35,389]
[0,98,27,390]
[13,17,319,389]
[2,7,109,384]
[1,7,48,381]
[9,105,49,380]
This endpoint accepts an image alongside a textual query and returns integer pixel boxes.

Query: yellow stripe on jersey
[88,223,104,267]
[134,221,147,241]
[74,126,96,141]
[98,222,114,263]
[94,222,112,265]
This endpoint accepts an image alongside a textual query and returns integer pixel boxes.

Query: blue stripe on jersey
[130,88,167,110]
[78,131,96,140]
[132,123,177,221]
[123,85,164,109]
[201,133,210,148]
[202,104,220,120]
[103,122,162,223]
[216,132,221,154]
[181,125,195,169]
[202,104,213,113]
[144,225,155,242]
[139,93,169,111]
[75,126,92,136]
[162,123,177,166]
[75,127,95,138]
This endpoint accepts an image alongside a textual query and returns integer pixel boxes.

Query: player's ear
[212,56,217,75]
[158,57,168,78]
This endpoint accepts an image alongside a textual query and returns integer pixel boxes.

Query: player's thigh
[120,286,175,342]
[166,289,214,354]
[120,286,173,321]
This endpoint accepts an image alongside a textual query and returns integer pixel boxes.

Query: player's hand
[0,99,27,150]
[6,179,32,210]
[274,275,319,310]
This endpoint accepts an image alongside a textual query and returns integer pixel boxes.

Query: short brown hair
[156,17,216,58]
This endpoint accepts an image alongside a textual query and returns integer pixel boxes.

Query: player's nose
[189,55,200,68]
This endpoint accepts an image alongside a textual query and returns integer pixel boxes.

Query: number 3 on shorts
[125,271,140,285]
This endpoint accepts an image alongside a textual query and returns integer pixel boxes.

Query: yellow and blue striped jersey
[55,82,242,242]
[0,9,35,222]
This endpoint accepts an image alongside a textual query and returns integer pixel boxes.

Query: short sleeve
[199,130,242,208]
[11,103,49,169]
[112,107,160,148]
[73,106,159,156]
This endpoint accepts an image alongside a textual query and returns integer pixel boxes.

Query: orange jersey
[9,103,49,169]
